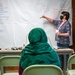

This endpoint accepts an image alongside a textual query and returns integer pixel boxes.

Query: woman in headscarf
[18,28,61,75]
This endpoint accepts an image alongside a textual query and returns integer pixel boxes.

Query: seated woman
[18,28,61,75]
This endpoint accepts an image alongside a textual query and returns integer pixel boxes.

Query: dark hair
[61,11,70,20]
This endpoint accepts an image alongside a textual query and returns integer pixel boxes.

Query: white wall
[0,0,72,49]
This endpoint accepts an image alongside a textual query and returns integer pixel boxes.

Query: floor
[6,67,18,72]
[0,67,18,75]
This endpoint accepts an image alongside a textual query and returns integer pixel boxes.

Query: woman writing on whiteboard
[41,11,71,69]
[41,11,71,49]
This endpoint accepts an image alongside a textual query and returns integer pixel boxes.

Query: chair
[66,54,75,75]
[22,65,63,75]
[0,55,20,75]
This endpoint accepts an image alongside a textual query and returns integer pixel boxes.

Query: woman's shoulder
[65,21,71,27]
[66,21,71,24]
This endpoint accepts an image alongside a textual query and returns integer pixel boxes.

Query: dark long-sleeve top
[52,20,71,44]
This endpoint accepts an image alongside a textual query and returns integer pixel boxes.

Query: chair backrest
[22,65,63,75]
[0,55,20,67]
[67,54,75,69]
[0,55,20,75]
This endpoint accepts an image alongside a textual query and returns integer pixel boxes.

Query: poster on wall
[0,0,72,49]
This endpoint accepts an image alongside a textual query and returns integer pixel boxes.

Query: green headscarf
[20,28,61,69]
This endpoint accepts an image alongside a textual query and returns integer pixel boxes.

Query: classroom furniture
[0,48,73,75]
[22,65,63,75]
[0,55,20,75]
[66,54,75,75]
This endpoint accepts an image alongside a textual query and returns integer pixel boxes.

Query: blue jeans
[57,43,69,69]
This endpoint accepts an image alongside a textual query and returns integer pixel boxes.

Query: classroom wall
[0,0,72,49]
[71,0,75,69]
[71,0,75,51]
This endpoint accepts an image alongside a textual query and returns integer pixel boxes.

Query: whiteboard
[0,0,72,49]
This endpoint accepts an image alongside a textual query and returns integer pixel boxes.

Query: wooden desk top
[0,48,73,53]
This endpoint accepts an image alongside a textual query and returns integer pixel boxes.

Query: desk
[56,48,73,75]
[0,48,73,75]
[0,48,73,55]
